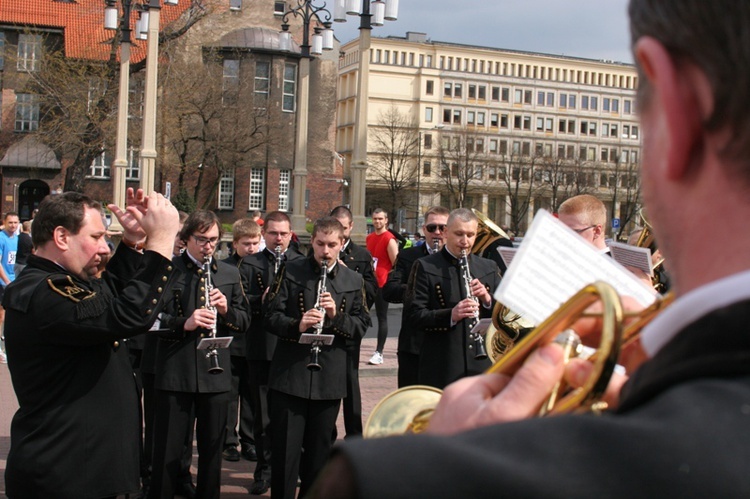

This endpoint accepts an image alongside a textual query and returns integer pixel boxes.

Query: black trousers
[374,289,389,353]
[270,390,340,499]
[149,390,229,499]
[248,359,272,482]
[225,354,255,450]
[397,351,420,388]
[343,341,363,437]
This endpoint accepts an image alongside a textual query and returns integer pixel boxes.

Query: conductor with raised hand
[3,189,179,499]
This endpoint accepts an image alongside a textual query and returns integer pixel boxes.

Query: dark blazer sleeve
[264,266,302,340]
[382,252,412,303]
[404,260,452,330]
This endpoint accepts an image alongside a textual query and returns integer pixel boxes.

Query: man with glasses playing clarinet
[311,1,750,497]
[238,210,305,495]
[383,206,450,388]
[149,210,249,499]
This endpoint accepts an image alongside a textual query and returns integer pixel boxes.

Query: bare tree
[17,3,209,193]
[492,149,542,235]
[435,128,487,208]
[609,158,642,240]
[368,105,419,219]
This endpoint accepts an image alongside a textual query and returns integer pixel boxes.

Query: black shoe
[222,446,241,462]
[176,481,197,499]
[249,479,270,495]
[241,445,258,461]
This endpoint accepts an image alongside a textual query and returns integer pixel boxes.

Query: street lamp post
[336,0,399,243]
[279,0,335,239]
[104,0,177,229]
[104,0,134,232]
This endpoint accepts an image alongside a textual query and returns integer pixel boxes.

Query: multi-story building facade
[337,31,642,236]
[0,0,343,228]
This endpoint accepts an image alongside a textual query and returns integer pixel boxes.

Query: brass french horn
[471,209,511,256]
[363,282,671,438]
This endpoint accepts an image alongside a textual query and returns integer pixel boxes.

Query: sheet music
[609,242,654,276]
[498,246,518,269]
[494,210,656,324]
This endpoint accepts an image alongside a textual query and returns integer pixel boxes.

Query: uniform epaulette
[47,276,113,320]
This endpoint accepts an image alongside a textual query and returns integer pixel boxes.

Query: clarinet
[460,249,488,360]
[203,255,223,374]
[307,259,328,371]
[273,245,283,276]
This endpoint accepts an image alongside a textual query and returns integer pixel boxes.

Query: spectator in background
[14,221,33,277]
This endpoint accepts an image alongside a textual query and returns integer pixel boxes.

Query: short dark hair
[4,211,19,220]
[312,216,344,240]
[264,211,291,226]
[630,0,750,171]
[179,210,222,242]
[32,192,102,248]
[423,206,449,223]
[330,205,353,222]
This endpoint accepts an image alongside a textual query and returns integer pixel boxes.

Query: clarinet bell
[207,350,223,375]
[473,334,488,360]
[307,346,322,372]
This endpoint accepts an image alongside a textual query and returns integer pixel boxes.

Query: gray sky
[332,0,633,64]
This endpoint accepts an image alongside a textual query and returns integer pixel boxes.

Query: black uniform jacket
[240,246,305,361]
[3,246,177,499]
[222,252,247,356]
[382,244,430,355]
[156,252,249,393]
[338,298,750,498]
[404,248,501,389]
[339,239,377,309]
[264,256,371,400]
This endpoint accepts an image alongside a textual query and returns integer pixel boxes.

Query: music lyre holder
[299,333,335,346]
[197,337,233,351]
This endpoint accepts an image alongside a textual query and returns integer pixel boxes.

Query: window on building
[425,107,433,122]
[523,115,531,130]
[632,125,639,139]
[546,92,554,106]
[603,98,611,112]
[218,169,235,209]
[536,117,544,132]
[514,89,523,104]
[502,87,510,102]
[15,93,39,132]
[624,99,632,114]
[467,111,475,125]
[590,96,598,110]
[230,0,242,10]
[491,86,500,101]
[17,34,42,72]
[522,141,531,156]
[279,169,291,211]
[476,112,485,126]
[423,134,432,149]
[569,94,576,109]
[537,91,545,106]
[452,109,462,124]
[126,147,141,180]
[489,139,498,153]
[560,93,567,108]
[426,80,434,95]
[273,1,285,14]
[524,90,533,104]
[222,59,240,105]
[500,114,508,128]
[581,95,589,110]
[283,63,297,112]
[453,83,462,98]
[423,161,431,176]
[499,140,508,154]
[478,85,486,100]
[255,61,270,96]
[89,149,111,179]
[468,84,476,99]
[444,82,452,97]
[249,168,266,210]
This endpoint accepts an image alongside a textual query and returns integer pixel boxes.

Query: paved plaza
[0,335,399,497]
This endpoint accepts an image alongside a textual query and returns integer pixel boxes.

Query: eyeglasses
[573,225,597,234]
[192,235,220,246]
[425,224,447,233]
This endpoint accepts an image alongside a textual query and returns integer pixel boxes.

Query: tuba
[471,209,511,256]
[363,282,673,438]
[635,209,667,293]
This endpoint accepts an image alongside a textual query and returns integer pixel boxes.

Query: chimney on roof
[406,32,427,43]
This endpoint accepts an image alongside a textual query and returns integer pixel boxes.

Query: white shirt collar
[640,269,750,356]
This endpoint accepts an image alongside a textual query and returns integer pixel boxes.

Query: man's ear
[634,36,704,180]
[52,226,70,251]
